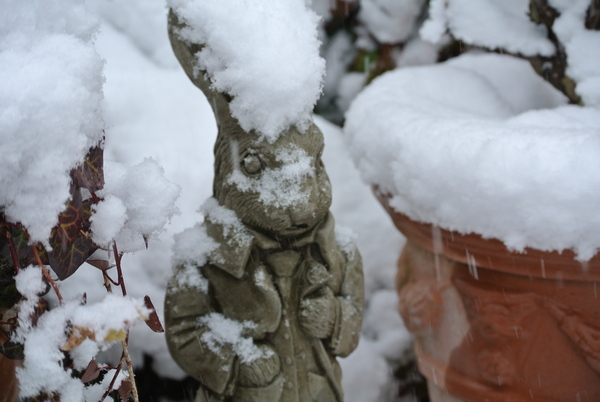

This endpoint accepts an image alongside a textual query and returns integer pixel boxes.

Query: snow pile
[421,0,555,56]
[168,0,325,141]
[548,0,600,106]
[345,52,600,260]
[13,266,149,401]
[420,0,600,106]
[91,159,181,252]
[85,0,177,68]
[198,313,271,364]
[227,145,316,208]
[0,0,104,243]
[359,0,426,44]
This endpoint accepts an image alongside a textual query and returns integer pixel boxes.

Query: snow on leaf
[71,144,105,194]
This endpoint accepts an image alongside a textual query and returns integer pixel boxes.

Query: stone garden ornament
[164,9,364,402]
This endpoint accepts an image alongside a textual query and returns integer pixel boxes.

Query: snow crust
[168,0,325,141]
[0,0,104,243]
[345,53,600,260]
[202,197,253,248]
[421,0,555,56]
[198,313,271,364]
[335,225,359,260]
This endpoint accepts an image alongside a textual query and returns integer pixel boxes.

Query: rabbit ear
[168,9,232,126]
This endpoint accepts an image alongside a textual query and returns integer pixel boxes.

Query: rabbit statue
[164,10,364,402]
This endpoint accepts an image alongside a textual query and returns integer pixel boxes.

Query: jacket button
[285,357,293,365]
[286,382,293,389]
[283,333,290,340]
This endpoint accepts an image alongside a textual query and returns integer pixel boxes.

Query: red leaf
[81,359,101,383]
[117,378,133,401]
[143,295,164,333]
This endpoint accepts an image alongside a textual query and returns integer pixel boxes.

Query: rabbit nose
[288,207,311,227]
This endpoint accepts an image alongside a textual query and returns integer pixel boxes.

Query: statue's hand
[299,286,337,339]
[237,344,281,387]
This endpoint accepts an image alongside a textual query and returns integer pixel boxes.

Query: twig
[121,335,140,402]
[98,242,139,402]
[103,271,120,287]
[32,246,63,304]
[112,242,127,296]
[98,358,124,402]
[4,227,21,274]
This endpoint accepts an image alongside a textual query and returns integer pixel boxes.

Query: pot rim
[375,190,600,282]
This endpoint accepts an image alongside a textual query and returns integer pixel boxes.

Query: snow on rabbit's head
[167,10,331,237]
[213,122,331,237]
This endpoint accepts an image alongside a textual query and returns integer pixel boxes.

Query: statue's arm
[164,265,238,397]
[328,248,365,357]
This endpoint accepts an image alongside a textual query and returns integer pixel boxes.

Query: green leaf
[0,339,24,360]
[0,279,19,309]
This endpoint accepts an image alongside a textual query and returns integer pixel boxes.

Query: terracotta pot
[375,191,600,402]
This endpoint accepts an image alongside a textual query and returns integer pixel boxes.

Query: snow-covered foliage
[548,0,600,106]
[0,0,104,243]
[421,0,600,107]
[13,266,149,401]
[1,1,180,400]
[420,0,555,56]
[92,159,181,252]
[345,53,600,260]
[168,0,326,141]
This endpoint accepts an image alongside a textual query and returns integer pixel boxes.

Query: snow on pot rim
[344,53,600,261]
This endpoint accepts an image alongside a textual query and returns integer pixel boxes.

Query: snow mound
[168,0,325,141]
[421,0,555,56]
[0,0,104,243]
[93,159,181,252]
[345,53,600,260]
[548,0,600,107]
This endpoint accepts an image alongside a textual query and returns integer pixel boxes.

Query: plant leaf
[47,188,97,280]
[61,326,96,351]
[0,339,24,360]
[103,329,128,343]
[117,379,133,401]
[71,144,104,193]
[143,295,164,333]
[81,359,102,383]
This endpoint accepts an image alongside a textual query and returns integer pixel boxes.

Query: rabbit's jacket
[165,211,364,402]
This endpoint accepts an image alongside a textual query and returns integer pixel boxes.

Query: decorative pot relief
[383,201,600,402]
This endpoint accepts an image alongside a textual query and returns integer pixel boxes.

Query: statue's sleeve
[328,247,365,357]
[165,264,237,397]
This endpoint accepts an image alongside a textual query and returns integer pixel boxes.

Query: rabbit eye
[242,154,262,175]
